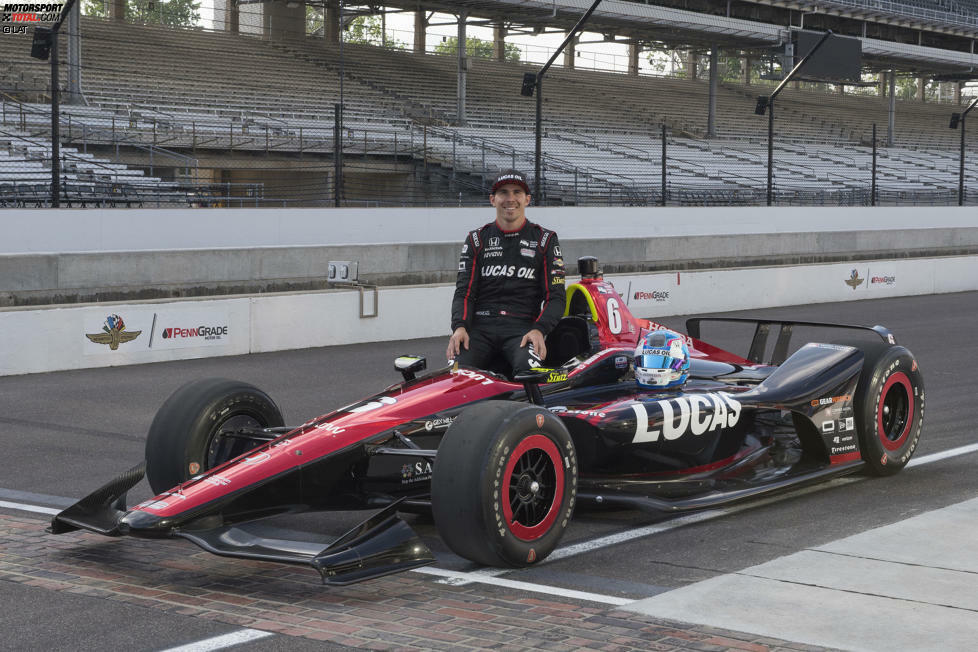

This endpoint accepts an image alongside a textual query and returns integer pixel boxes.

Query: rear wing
[686,317,897,366]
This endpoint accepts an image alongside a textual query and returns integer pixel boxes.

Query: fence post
[660,124,667,207]
[871,123,877,207]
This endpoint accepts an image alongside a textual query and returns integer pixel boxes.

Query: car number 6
[607,298,622,334]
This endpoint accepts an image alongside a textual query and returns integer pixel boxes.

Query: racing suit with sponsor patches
[451,220,566,375]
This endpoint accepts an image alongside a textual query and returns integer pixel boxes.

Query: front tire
[145,378,284,494]
[845,341,924,476]
[431,401,577,567]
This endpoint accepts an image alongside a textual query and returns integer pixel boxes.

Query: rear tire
[840,340,924,476]
[145,378,284,494]
[431,401,577,567]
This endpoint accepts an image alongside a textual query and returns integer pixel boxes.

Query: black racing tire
[145,378,284,494]
[839,340,924,476]
[431,401,577,567]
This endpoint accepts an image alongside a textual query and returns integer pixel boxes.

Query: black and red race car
[51,257,925,585]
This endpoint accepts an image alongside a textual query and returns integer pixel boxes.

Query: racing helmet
[634,329,690,389]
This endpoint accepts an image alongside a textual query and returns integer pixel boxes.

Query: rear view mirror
[395,355,427,381]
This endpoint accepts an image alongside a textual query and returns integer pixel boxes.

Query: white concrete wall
[2,206,975,253]
[3,255,976,376]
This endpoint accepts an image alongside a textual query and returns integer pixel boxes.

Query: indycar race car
[51,257,925,585]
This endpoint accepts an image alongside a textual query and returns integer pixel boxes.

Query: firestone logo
[871,275,896,285]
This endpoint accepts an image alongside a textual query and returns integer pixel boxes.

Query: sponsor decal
[471,231,481,249]
[488,237,501,248]
[838,416,855,432]
[349,396,397,412]
[204,475,231,487]
[844,269,864,290]
[424,417,455,431]
[633,290,670,302]
[546,372,568,383]
[553,245,561,256]
[911,359,918,372]
[520,247,535,257]
[553,257,565,268]
[461,244,468,253]
[458,261,466,271]
[540,232,552,250]
[315,421,346,435]
[271,438,294,448]
[527,549,537,563]
[243,452,270,465]
[454,368,495,385]
[188,462,201,475]
[401,460,433,484]
[631,392,742,443]
[822,420,835,433]
[887,334,896,344]
[535,414,545,428]
[811,395,851,407]
[812,343,851,351]
[871,275,896,286]
[161,325,228,341]
[831,443,858,455]
[553,408,608,418]
[85,314,142,351]
[475,310,491,316]
[481,265,536,279]
[615,355,629,369]
[551,277,565,285]
[483,250,503,258]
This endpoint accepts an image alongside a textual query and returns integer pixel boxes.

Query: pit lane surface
[2,291,976,651]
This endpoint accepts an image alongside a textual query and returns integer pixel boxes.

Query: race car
[51,256,925,585]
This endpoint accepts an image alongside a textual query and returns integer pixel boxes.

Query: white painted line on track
[907,442,978,468]
[412,566,634,606]
[3,442,978,611]
[0,500,60,516]
[158,629,274,652]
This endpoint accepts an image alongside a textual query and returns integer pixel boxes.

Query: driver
[447,170,566,375]
[634,329,691,389]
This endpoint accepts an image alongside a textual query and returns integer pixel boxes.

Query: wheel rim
[878,372,913,451]
[205,413,263,470]
[501,434,564,541]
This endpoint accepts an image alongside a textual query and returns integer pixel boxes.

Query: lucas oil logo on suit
[481,265,536,279]
[631,392,742,443]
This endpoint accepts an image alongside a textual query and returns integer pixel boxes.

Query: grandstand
[2,0,978,207]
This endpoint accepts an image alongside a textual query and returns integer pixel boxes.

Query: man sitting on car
[446,169,566,375]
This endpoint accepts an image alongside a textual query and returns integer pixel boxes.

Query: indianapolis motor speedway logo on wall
[85,314,142,351]
[1,2,65,33]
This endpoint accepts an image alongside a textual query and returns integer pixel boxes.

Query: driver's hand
[447,326,469,361]
[520,328,547,361]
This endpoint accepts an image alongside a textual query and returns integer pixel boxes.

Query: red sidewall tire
[849,343,924,476]
[432,401,577,568]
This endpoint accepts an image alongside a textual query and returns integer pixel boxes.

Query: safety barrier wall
[3,207,978,305]
[2,206,976,254]
[2,254,976,376]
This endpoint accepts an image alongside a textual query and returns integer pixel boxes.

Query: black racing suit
[450,219,566,375]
